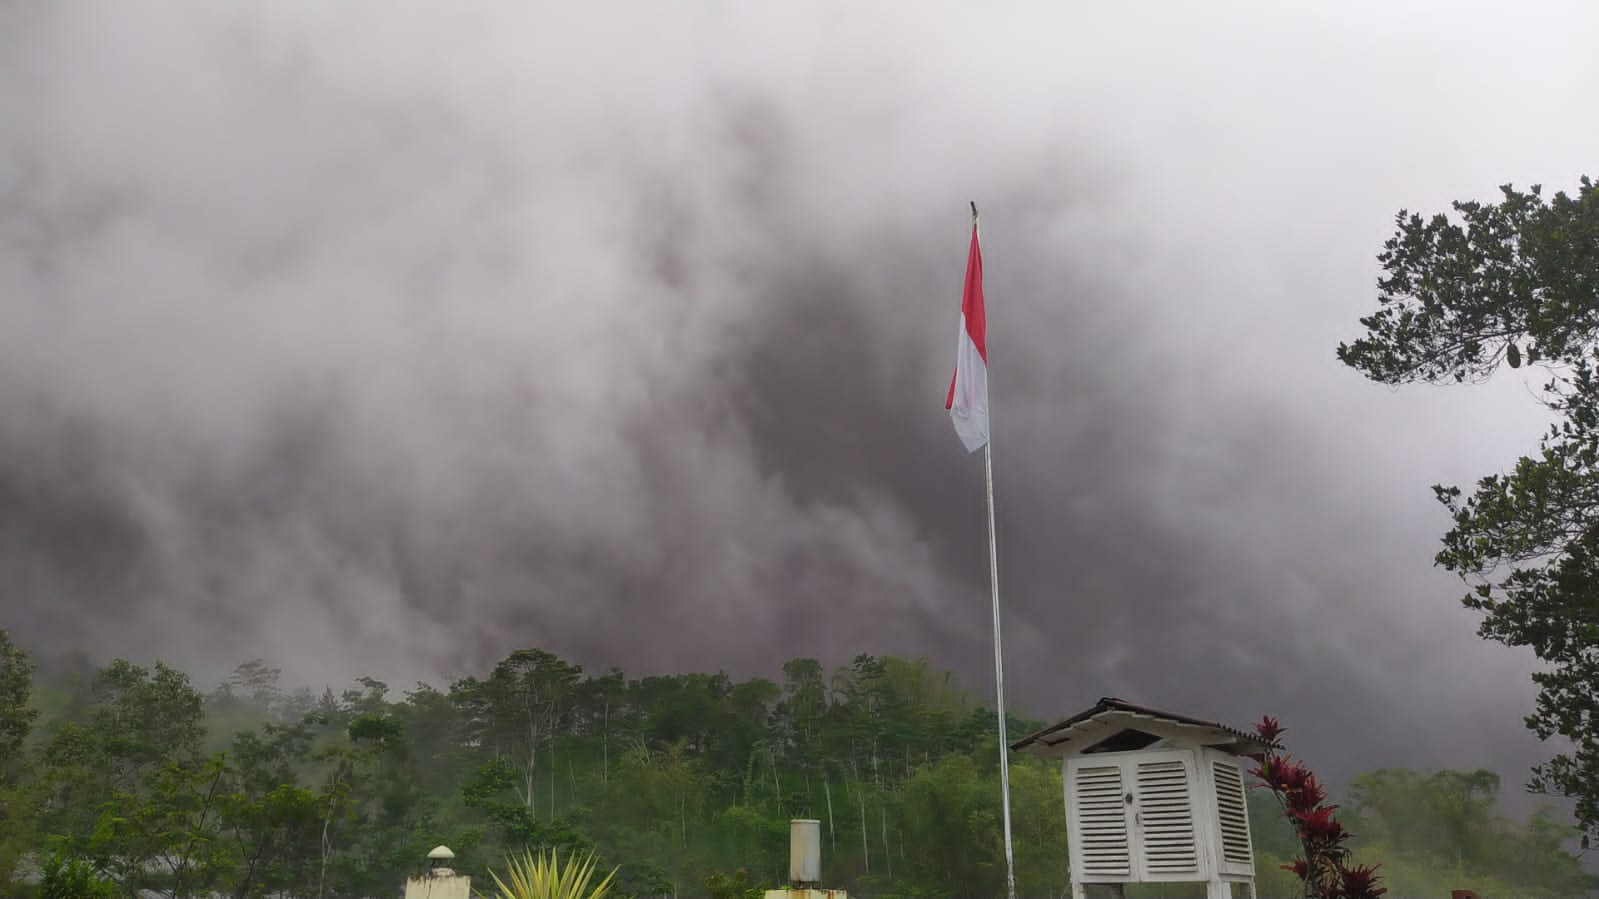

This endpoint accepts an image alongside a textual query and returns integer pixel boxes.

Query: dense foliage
[1338,175,1599,841]
[0,628,1592,897]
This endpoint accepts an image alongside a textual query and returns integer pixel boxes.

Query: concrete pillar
[404,845,471,899]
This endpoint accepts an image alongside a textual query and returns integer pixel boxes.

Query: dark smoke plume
[3,1,1599,792]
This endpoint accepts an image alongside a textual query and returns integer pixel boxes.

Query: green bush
[38,853,116,899]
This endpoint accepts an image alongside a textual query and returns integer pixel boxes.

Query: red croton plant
[1249,716,1386,899]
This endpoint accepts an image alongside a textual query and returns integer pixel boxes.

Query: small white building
[1012,697,1270,899]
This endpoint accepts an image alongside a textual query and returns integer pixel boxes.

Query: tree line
[0,629,1592,898]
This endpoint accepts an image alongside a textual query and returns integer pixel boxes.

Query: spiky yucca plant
[480,848,619,899]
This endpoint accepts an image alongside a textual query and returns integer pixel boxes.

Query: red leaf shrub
[1250,717,1386,899]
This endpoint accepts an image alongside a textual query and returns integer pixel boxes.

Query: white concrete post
[403,845,471,899]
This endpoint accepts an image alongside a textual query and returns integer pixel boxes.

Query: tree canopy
[1339,175,1599,842]
[0,628,1592,897]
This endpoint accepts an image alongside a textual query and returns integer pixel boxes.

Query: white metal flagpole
[987,442,1018,899]
[973,201,1019,899]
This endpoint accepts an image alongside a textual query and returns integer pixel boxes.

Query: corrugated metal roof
[1009,696,1270,756]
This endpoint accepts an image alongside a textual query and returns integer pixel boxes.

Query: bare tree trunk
[881,802,892,881]
[854,762,870,874]
[521,685,542,812]
[548,699,559,820]
[317,773,342,899]
[858,787,870,873]
[769,746,782,808]
[522,714,539,812]
[602,697,610,788]
[824,776,837,853]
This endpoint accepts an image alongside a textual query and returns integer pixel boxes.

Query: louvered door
[1065,762,1132,879]
[1133,754,1201,878]
[1067,749,1253,886]
[1208,753,1255,877]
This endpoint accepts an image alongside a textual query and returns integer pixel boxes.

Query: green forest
[0,629,1592,898]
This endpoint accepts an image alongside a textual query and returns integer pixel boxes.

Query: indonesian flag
[945,224,989,452]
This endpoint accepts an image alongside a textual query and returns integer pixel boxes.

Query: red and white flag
[945,224,989,452]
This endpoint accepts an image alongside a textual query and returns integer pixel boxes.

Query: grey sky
[3,1,1598,792]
